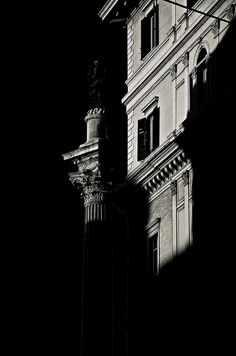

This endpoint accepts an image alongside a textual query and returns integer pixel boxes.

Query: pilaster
[171,180,177,256]
[182,170,190,248]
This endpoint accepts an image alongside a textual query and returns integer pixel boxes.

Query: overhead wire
[161,0,231,23]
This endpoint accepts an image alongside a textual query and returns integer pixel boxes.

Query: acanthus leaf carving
[86,107,105,116]
[69,165,111,206]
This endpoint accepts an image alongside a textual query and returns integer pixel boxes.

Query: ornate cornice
[62,138,100,162]
[123,0,226,107]
[98,0,119,21]
[143,151,188,195]
[127,125,190,196]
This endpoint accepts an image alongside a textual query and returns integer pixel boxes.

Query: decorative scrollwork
[181,52,189,67]
[69,165,111,206]
[210,20,220,36]
[86,107,105,116]
[225,4,235,21]
[182,171,189,186]
[143,151,188,195]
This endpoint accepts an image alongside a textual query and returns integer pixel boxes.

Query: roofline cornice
[98,0,119,20]
[122,0,226,107]
[127,125,189,191]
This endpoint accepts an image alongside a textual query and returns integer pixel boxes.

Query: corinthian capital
[69,166,111,206]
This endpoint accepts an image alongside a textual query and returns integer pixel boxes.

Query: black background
[8,1,127,353]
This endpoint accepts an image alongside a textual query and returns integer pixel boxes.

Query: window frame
[189,46,214,113]
[141,3,159,59]
[145,218,160,276]
[137,97,160,162]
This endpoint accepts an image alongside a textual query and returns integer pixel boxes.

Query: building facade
[99,0,235,275]
[63,1,236,355]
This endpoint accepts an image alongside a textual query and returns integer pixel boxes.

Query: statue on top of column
[87,58,106,109]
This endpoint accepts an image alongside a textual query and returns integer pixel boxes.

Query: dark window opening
[147,234,158,276]
[138,117,150,161]
[196,48,208,107]
[190,48,215,113]
[141,6,159,59]
[138,107,160,161]
[150,107,160,151]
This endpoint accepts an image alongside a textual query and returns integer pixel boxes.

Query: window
[196,48,208,107]
[148,234,159,275]
[141,5,159,59]
[190,47,215,113]
[146,218,160,276]
[138,117,150,161]
[138,107,160,161]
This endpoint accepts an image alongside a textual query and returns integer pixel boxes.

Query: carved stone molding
[182,170,189,186]
[143,151,188,194]
[170,64,177,80]
[86,107,105,116]
[191,67,197,80]
[85,107,105,122]
[184,11,189,30]
[172,25,177,43]
[210,20,220,36]
[69,166,111,206]
[145,217,160,238]
[171,181,177,195]
[83,182,111,206]
[225,4,235,21]
[181,52,189,67]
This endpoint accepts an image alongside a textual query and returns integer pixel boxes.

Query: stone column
[84,107,106,142]
[63,105,114,356]
[71,167,113,356]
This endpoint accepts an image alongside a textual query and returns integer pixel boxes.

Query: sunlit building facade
[99,0,235,274]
